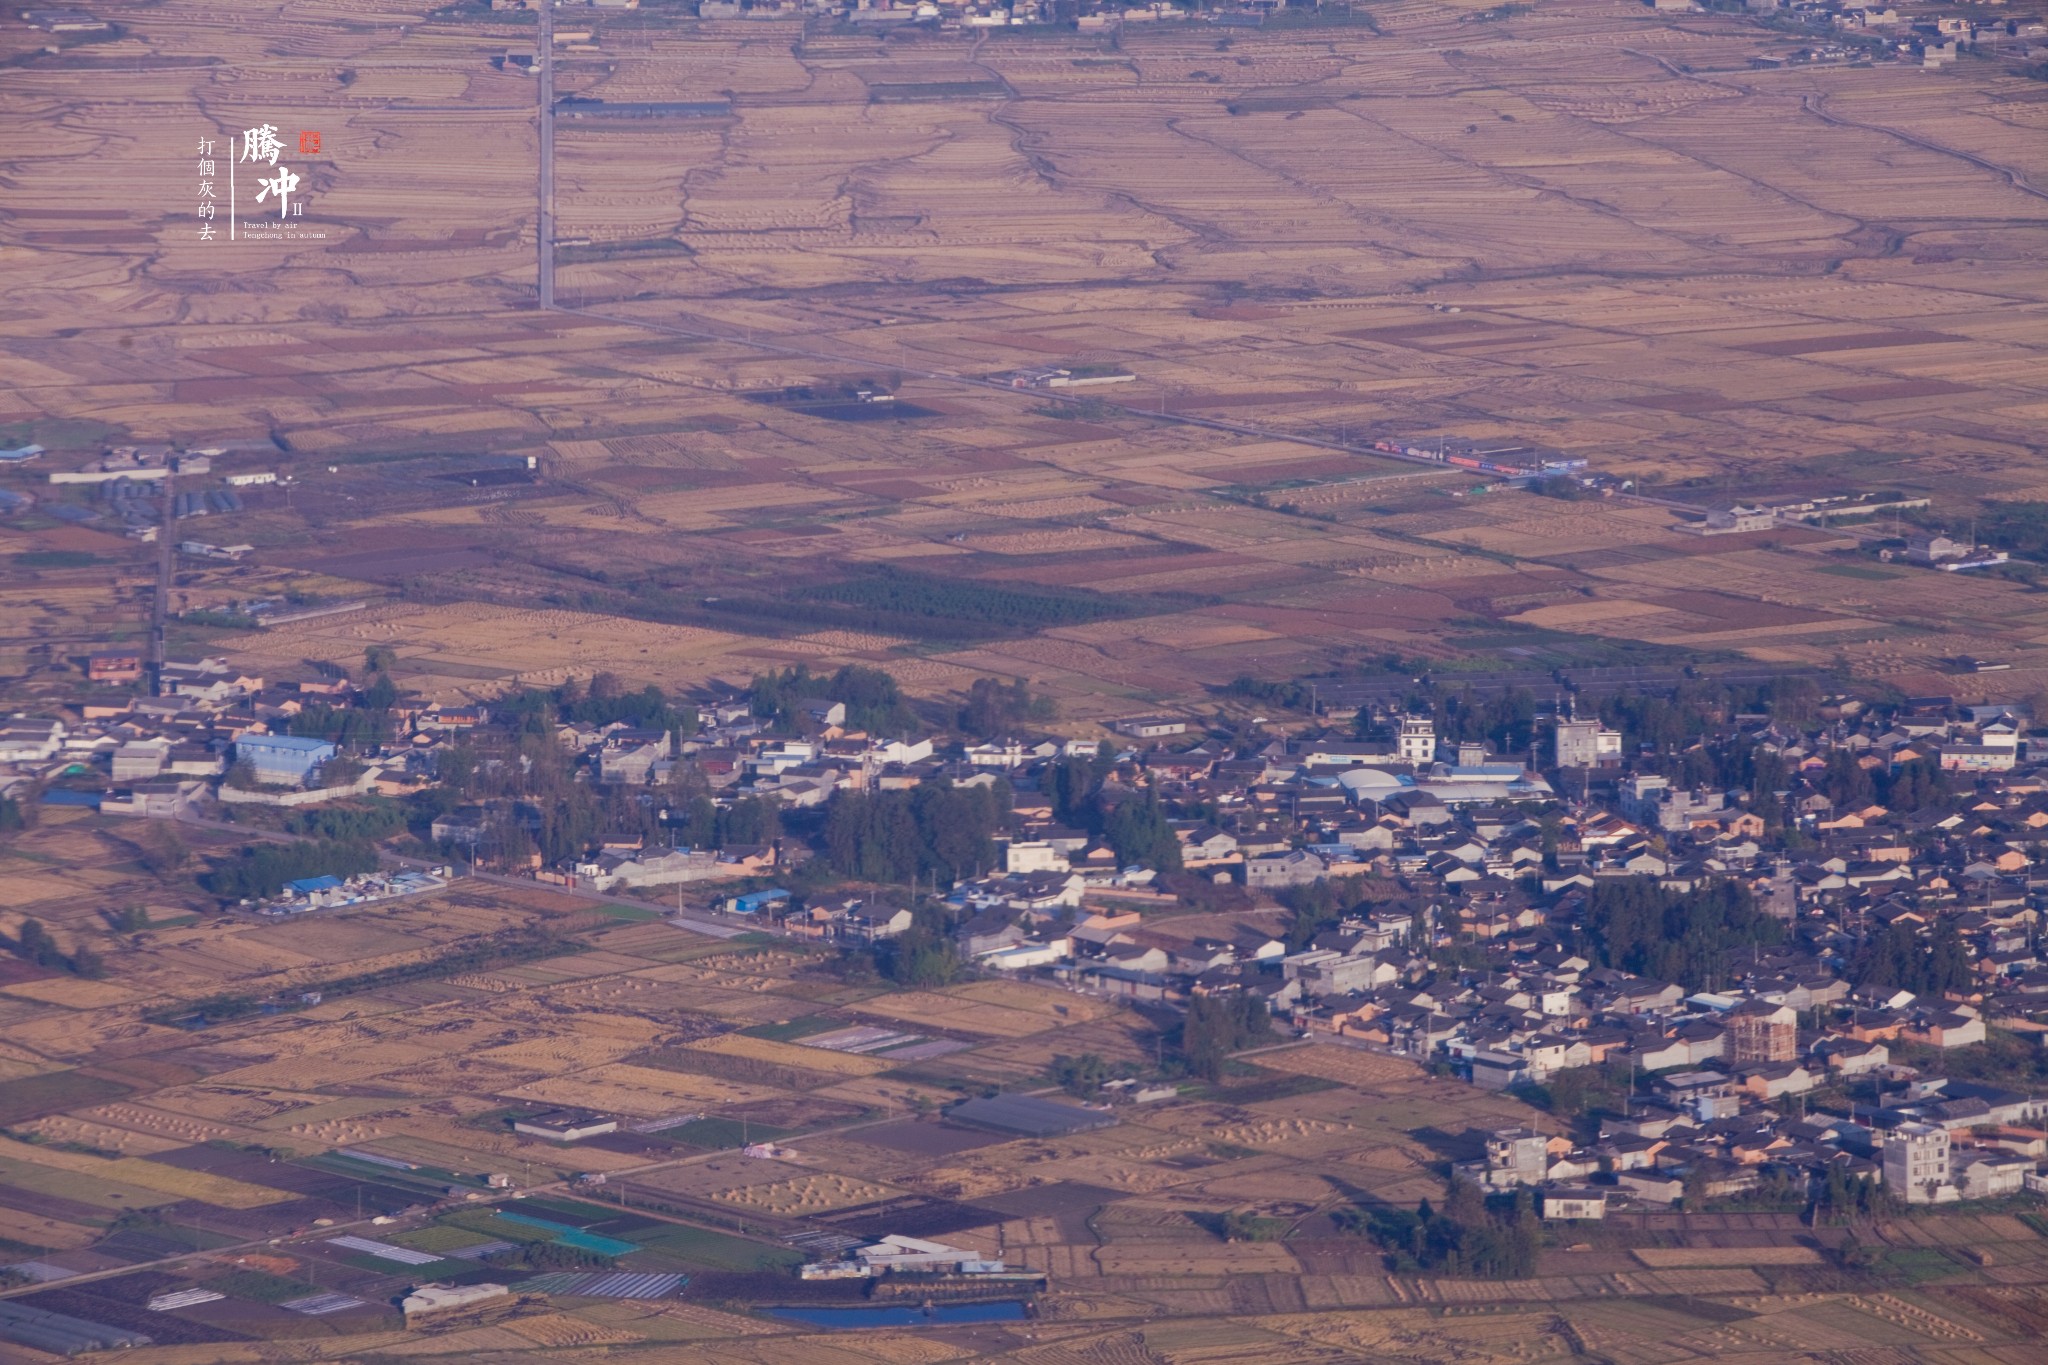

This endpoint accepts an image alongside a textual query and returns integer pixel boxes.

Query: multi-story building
[1483,1127,1549,1188]
[1397,715,1437,766]
[1555,715,1624,768]
[1726,999,1798,1064]
[1883,1123,1953,1204]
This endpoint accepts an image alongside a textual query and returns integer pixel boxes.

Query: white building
[1483,1127,1549,1189]
[1397,715,1437,766]
[1541,1188,1608,1220]
[800,1234,1009,1280]
[1883,1122,1955,1204]
[402,1283,509,1319]
[1003,840,1070,873]
[1555,715,1624,768]
[0,717,65,763]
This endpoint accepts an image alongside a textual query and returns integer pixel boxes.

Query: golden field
[2,0,2047,707]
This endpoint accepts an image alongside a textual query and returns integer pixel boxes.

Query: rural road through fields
[537,0,556,309]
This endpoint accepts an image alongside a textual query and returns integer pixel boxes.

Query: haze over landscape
[2,0,2048,1358]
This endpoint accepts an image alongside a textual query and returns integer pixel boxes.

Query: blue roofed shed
[235,733,337,786]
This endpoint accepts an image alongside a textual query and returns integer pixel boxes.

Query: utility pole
[150,471,174,696]
[537,0,555,308]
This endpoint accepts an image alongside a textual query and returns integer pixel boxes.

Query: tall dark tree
[1103,791,1182,871]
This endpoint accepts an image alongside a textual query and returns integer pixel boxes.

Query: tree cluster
[1817,1165,1885,1221]
[286,670,399,749]
[1276,874,1382,951]
[1849,918,1972,996]
[1434,686,1540,757]
[1180,990,1272,1081]
[1049,1051,1116,1099]
[821,783,1006,884]
[8,917,103,980]
[1576,879,1782,992]
[750,663,915,737]
[1818,748,1953,814]
[1044,745,1116,828]
[1340,1182,1540,1279]
[285,799,405,842]
[876,903,962,988]
[557,671,696,735]
[202,839,379,901]
[957,677,1056,740]
[1102,792,1183,873]
[1595,676,1822,755]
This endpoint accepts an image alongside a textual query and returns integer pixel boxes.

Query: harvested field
[684,1033,891,1078]
[708,1172,903,1215]
[502,1063,780,1117]
[7,0,2048,1353]
[1634,1246,1826,1267]
[845,1120,1007,1158]
[1737,330,1964,356]
[1250,1045,1421,1089]
[844,991,1070,1038]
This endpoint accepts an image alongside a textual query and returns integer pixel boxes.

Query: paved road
[148,474,173,690]
[538,0,555,307]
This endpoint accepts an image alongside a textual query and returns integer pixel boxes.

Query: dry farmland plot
[684,1033,892,1078]
[504,1063,783,1115]
[4,0,2046,707]
[13,1,2048,1353]
[1250,1045,1426,1090]
[708,1172,905,1215]
[843,991,1075,1038]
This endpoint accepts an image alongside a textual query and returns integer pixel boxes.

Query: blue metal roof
[238,734,336,753]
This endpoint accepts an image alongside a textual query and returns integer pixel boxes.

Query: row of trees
[807,568,1147,634]
[285,799,406,842]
